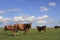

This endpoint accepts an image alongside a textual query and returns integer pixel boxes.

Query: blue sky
[0,0,60,28]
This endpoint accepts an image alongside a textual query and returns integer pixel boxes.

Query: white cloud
[37,15,49,21]
[0,8,21,14]
[37,20,46,23]
[0,15,59,28]
[40,7,49,12]
[13,16,24,21]
[49,2,56,6]
[0,16,3,19]
[0,16,12,23]
[42,15,49,19]
[37,16,42,20]
[28,16,36,21]
[13,16,36,22]
[0,16,3,22]
[7,8,21,12]
[3,18,12,22]
[0,15,49,24]
[29,16,36,19]
[36,15,49,24]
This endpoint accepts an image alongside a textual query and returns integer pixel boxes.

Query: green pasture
[0,28,60,40]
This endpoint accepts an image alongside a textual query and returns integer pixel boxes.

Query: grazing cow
[4,25,15,32]
[14,23,32,35]
[36,26,46,32]
[54,26,60,28]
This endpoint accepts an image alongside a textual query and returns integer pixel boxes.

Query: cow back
[4,25,14,31]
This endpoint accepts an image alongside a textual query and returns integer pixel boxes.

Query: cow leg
[13,32,17,36]
[14,31,18,36]
[4,29,8,33]
[5,30,7,32]
[37,29,41,32]
[44,28,46,32]
[4,28,7,32]
[24,29,29,34]
[26,29,29,32]
[11,29,13,33]
[3,29,7,34]
[24,30,27,35]
[14,31,19,36]
[13,30,18,36]
[38,30,41,32]
[13,26,19,36]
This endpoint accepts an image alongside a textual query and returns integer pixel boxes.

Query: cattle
[14,23,32,35]
[4,25,15,32]
[36,26,46,32]
[54,26,60,28]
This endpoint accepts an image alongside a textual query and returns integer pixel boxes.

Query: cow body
[36,26,46,32]
[4,25,15,33]
[14,23,32,35]
[55,26,60,28]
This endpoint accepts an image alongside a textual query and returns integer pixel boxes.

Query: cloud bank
[0,8,21,14]
[0,15,59,28]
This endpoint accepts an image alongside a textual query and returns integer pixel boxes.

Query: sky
[0,0,60,28]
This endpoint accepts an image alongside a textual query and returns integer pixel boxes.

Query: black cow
[55,26,60,28]
[36,26,46,32]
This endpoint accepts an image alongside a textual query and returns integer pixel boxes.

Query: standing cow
[4,25,15,32]
[4,25,17,36]
[36,26,46,32]
[54,26,60,28]
[14,23,32,35]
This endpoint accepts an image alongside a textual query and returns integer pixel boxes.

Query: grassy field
[0,28,60,40]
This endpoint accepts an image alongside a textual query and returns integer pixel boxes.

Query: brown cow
[4,25,15,32]
[4,25,16,36]
[36,26,46,32]
[14,23,32,35]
